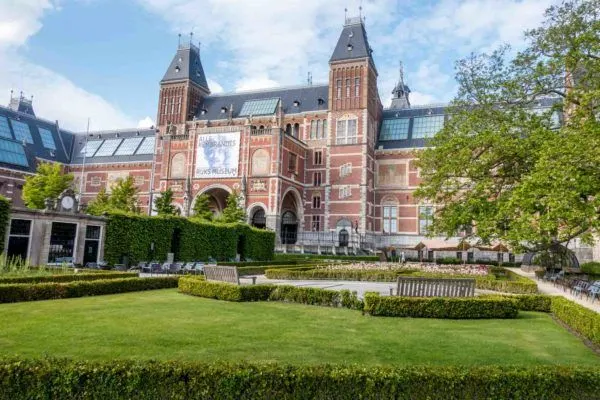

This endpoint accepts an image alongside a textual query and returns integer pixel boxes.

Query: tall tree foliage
[217,191,246,223]
[415,0,600,253]
[86,177,140,215]
[153,188,177,216]
[191,194,214,221]
[22,162,74,209]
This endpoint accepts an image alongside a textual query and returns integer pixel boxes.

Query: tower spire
[390,60,411,109]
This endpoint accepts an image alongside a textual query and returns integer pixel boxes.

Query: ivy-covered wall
[104,214,275,264]
[0,196,10,253]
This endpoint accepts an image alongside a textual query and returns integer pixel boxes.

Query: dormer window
[293,100,301,107]
[200,108,207,115]
[318,98,325,106]
[175,66,180,73]
[347,43,353,51]
[220,106,228,114]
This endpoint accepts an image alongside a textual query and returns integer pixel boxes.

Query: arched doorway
[339,229,349,247]
[193,186,231,217]
[251,208,266,229]
[281,211,298,244]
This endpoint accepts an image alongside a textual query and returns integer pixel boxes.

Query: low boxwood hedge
[581,261,600,275]
[0,272,138,285]
[363,293,518,319]
[551,296,600,347]
[0,277,178,303]
[273,253,380,262]
[478,294,552,312]
[1,359,597,400]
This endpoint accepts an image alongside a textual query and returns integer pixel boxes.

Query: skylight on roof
[94,138,122,157]
[80,140,103,157]
[114,137,143,156]
[412,115,444,139]
[0,137,28,167]
[379,118,410,141]
[10,119,33,144]
[0,117,12,139]
[239,98,279,117]
[135,136,155,154]
[38,127,57,150]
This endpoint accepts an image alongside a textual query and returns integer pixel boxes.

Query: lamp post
[78,118,91,205]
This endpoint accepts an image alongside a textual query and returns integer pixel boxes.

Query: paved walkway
[508,268,600,313]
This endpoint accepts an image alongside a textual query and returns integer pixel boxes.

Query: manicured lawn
[0,289,597,366]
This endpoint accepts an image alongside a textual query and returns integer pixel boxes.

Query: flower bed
[320,262,490,276]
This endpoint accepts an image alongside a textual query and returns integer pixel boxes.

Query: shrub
[0,272,138,285]
[265,268,400,281]
[479,294,552,312]
[0,359,597,400]
[238,264,325,276]
[551,296,600,347]
[270,286,341,308]
[237,225,275,261]
[0,196,9,253]
[363,293,518,319]
[0,277,178,303]
[178,277,274,302]
[435,257,462,265]
[581,261,600,275]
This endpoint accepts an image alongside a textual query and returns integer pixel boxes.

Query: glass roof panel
[379,118,410,141]
[38,127,57,150]
[94,138,122,157]
[239,98,279,117]
[135,136,155,154]
[0,138,28,167]
[0,117,13,139]
[80,140,104,157]
[411,115,444,139]
[10,119,33,144]
[114,137,143,156]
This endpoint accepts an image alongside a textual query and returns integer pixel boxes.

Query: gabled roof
[330,18,373,63]
[195,84,329,120]
[161,44,210,93]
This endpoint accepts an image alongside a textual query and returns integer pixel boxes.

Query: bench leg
[252,277,257,285]
[389,287,394,296]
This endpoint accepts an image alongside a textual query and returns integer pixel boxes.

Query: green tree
[415,0,600,255]
[86,187,111,215]
[22,162,73,209]
[109,176,140,214]
[217,191,246,223]
[153,188,177,215]
[191,193,214,221]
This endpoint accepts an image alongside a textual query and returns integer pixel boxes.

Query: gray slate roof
[0,105,75,172]
[195,84,329,120]
[330,20,373,63]
[161,44,210,92]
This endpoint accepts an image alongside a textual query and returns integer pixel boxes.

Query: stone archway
[192,185,232,217]
[247,203,268,229]
[280,188,303,244]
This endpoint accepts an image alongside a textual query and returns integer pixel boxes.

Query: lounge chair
[587,283,600,303]
[571,280,591,298]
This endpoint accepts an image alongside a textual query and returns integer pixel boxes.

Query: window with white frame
[419,205,434,234]
[340,163,352,178]
[321,119,327,139]
[310,120,317,139]
[336,79,342,98]
[382,205,397,233]
[314,150,322,165]
[346,79,351,97]
[339,185,351,199]
[311,215,321,231]
[312,194,321,209]
[336,119,357,145]
[355,77,360,97]
[412,115,444,139]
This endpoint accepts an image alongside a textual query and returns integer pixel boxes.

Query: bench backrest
[396,277,475,297]
[203,265,239,285]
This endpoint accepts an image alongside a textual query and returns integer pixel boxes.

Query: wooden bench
[394,277,475,297]
[203,265,257,285]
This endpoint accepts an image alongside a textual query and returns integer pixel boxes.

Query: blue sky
[0,0,557,131]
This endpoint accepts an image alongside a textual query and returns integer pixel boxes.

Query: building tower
[390,62,411,109]
[327,15,382,235]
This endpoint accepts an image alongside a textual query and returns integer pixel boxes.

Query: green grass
[0,289,597,366]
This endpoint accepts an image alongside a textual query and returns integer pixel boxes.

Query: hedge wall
[0,272,137,285]
[479,294,553,312]
[363,293,518,319]
[104,214,275,265]
[0,277,178,303]
[551,296,600,347]
[0,196,10,254]
[1,359,597,400]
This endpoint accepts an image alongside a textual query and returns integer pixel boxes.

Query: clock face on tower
[61,196,74,210]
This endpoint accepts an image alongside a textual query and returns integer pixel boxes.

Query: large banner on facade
[195,131,240,178]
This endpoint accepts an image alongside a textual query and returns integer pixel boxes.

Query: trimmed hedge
[265,267,538,294]
[104,214,275,265]
[551,296,600,347]
[274,253,379,262]
[1,359,599,400]
[269,286,363,310]
[363,293,518,319]
[480,294,553,312]
[0,196,9,254]
[0,277,178,303]
[0,272,138,285]
[178,277,274,302]
[238,264,325,276]
[581,261,600,275]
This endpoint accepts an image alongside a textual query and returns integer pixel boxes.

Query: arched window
[170,153,186,178]
[310,120,317,139]
[285,124,292,136]
[251,208,266,229]
[316,120,321,138]
[322,119,327,139]
[251,149,270,176]
[293,123,300,138]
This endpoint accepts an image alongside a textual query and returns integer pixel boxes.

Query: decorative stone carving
[251,149,270,176]
[250,179,267,192]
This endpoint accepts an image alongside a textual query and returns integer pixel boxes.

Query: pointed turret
[161,42,210,94]
[8,91,35,116]
[329,16,374,64]
[390,62,410,109]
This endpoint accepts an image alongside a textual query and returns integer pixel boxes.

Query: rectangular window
[340,163,352,178]
[355,77,360,97]
[346,79,351,97]
[10,120,33,144]
[339,186,351,199]
[312,195,321,209]
[335,119,357,145]
[288,153,297,173]
[0,117,13,139]
[382,206,398,233]
[321,119,327,139]
[313,172,322,186]
[311,215,321,231]
[310,120,317,139]
[419,205,434,234]
[412,115,445,139]
[7,219,31,260]
[336,79,342,98]
[316,120,321,139]
[0,137,29,167]
[38,127,57,150]
[314,150,322,165]
[379,118,410,140]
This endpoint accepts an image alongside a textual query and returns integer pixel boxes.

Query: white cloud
[0,0,137,131]
[137,116,155,128]
[235,77,280,93]
[207,78,224,94]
